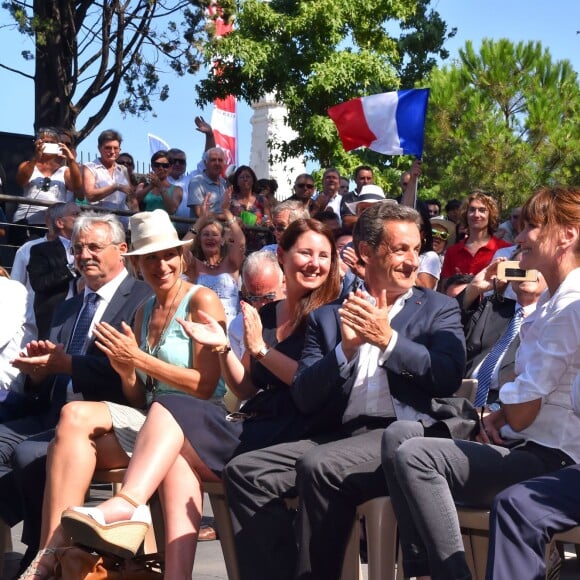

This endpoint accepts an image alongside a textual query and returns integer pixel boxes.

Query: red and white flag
[207,2,237,171]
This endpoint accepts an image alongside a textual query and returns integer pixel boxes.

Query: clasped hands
[11,340,70,382]
[339,289,392,360]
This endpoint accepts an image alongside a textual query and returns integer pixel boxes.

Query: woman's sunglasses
[152,162,170,169]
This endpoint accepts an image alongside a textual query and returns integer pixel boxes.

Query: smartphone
[497,261,538,282]
[43,143,61,155]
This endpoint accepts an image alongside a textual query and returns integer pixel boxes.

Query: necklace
[144,278,183,392]
[203,256,223,270]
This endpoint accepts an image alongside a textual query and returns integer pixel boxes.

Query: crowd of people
[0,124,578,580]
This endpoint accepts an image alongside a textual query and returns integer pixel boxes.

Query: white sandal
[61,492,151,559]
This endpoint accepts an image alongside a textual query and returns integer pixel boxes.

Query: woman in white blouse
[381,185,580,580]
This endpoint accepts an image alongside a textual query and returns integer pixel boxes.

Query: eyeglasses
[169,158,186,166]
[70,242,117,255]
[431,229,450,241]
[41,177,51,192]
[152,162,170,169]
[243,292,277,304]
[117,159,133,167]
[295,183,315,189]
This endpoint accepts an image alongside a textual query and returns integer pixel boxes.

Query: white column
[249,95,306,201]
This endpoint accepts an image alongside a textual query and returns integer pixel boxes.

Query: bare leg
[93,402,221,578]
[21,402,129,579]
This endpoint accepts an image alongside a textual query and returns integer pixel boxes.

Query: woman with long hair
[19,210,226,579]
[61,218,341,578]
[382,185,580,580]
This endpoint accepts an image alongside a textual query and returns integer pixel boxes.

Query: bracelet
[212,343,231,355]
[189,227,198,235]
[225,217,236,226]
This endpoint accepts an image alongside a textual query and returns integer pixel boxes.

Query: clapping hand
[241,301,265,356]
[177,311,227,348]
[339,289,393,355]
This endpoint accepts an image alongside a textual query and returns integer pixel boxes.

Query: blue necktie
[474,308,524,407]
[68,292,100,354]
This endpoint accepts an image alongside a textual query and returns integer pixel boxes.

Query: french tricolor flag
[328,89,429,157]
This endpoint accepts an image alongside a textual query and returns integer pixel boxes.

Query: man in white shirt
[223,202,467,580]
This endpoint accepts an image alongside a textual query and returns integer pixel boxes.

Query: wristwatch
[212,343,231,355]
[254,345,270,360]
[189,227,198,235]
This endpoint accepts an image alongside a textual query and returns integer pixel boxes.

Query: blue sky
[1,0,578,173]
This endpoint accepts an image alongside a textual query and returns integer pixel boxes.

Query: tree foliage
[196,0,455,173]
[0,0,228,143]
[422,39,580,211]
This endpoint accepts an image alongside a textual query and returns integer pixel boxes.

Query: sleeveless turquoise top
[143,184,175,212]
[137,285,225,405]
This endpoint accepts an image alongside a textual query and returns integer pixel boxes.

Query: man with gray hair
[224,201,466,580]
[229,251,285,359]
[262,199,310,253]
[0,212,151,567]
[187,146,228,217]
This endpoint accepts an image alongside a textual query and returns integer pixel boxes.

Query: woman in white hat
[20,209,226,579]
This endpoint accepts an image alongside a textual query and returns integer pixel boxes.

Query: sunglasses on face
[295,183,315,189]
[273,224,287,233]
[152,162,170,169]
[169,158,186,166]
[117,159,133,167]
[431,229,450,241]
[243,292,277,304]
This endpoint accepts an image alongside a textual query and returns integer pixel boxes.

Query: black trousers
[223,427,391,580]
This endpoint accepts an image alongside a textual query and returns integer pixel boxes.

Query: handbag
[53,547,163,580]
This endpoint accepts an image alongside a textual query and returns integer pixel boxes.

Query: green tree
[422,39,580,211]
[0,0,230,143]
[196,0,455,170]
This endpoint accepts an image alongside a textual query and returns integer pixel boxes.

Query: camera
[497,261,539,282]
[43,143,61,155]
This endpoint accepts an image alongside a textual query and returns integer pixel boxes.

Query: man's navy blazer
[45,274,152,408]
[291,286,466,431]
[27,239,75,338]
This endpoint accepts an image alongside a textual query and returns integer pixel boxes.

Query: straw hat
[123,210,193,256]
[345,184,394,214]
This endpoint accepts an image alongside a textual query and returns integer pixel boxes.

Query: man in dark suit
[27,202,81,339]
[223,202,467,580]
[0,212,151,566]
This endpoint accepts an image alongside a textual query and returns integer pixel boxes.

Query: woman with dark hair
[416,212,440,289]
[115,153,139,187]
[382,185,580,580]
[61,218,341,578]
[135,150,183,214]
[230,165,263,222]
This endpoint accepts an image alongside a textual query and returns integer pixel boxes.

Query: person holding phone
[12,128,83,244]
[381,185,580,580]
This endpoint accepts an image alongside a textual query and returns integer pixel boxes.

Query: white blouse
[500,267,580,462]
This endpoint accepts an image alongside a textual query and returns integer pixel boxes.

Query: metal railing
[0,194,275,272]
